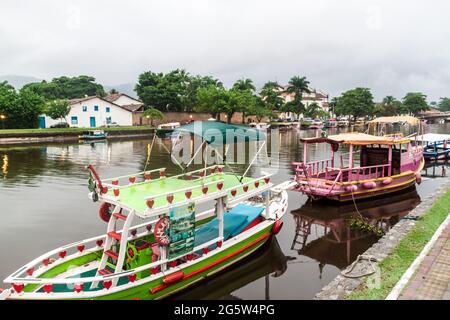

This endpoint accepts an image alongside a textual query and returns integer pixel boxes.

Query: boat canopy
[300,132,411,145]
[174,121,265,145]
[417,133,450,143]
[368,115,420,125]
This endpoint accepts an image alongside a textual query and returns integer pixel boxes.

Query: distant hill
[104,83,138,98]
[0,75,43,89]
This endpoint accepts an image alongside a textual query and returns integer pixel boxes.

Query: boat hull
[7,224,275,300]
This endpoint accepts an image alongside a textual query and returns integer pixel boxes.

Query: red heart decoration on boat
[13,283,24,293]
[231,189,237,197]
[169,261,177,267]
[59,251,67,259]
[159,170,166,177]
[129,176,136,183]
[103,280,112,290]
[77,245,85,253]
[146,225,152,232]
[254,181,260,188]
[144,173,151,180]
[216,241,222,248]
[166,194,174,204]
[264,177,270,184]
[74,283,83,293]
[210,167,216,174]
[112,180,119,185]
[42,258,50,266]
[131,230,137,236]
[186,254,193,261]
[217,182,223,190]
[199,170,205,177]
[185,190,192,199]
[202,247,209,254]
[150,267,158,275]
[43,284,53,294]
[128,274,137,283]
[96,239,104,247]
[113,189,120,197]
[243,185,249,192]
[186,174,192,180]
[146,198,155,208]
[26,267,34,276]
[202,186,208,194]
[101,186,108,194]
[218,167,223,173]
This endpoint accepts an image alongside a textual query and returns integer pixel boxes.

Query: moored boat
[291,132,424,201]
[1,122,293,300]
[79,130,108,140]
[417,133,450,160]
[156,122,181,138]
[324,118,338,128]
[309,119,324,129]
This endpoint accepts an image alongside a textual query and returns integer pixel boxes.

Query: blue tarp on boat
[194,204,264,247]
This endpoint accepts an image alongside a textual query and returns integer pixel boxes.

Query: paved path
[399,220,450,300]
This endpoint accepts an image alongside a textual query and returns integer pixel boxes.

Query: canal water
[0,124,448,299]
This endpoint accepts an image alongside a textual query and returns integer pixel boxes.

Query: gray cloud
[0,0,449,101]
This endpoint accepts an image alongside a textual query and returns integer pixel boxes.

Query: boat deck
[106,173,263,213]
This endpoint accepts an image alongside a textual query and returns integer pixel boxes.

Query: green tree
[375,95,402,116]
[281,76,311,117]
[195,85,229,120]
[23,75,106,100]
[184,75,223,112]
[260,81,284,111]
[0,82,45,129]
[304,102,321,118]
[45,99,71,123]
[335,87,374,121]
[249,97,274,122]
[141,107,164,126]
[437,97,450,112]
[135,69,190,112]
[109,88,119,94]
[401,92,429,115]
[231,79,256,123]
[232,78,255,92]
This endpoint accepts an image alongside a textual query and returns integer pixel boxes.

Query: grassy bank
[347,188,450,300]
[0,125,153,135]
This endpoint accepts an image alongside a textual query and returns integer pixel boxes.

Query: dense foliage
[45,99,71,122]
[22,75,106,100]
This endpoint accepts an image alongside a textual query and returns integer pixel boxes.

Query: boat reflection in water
[290,188,421,272]
[171,237,290,300]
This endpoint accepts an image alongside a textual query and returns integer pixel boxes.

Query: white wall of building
[113,95,141,106]
[40,97,133,128]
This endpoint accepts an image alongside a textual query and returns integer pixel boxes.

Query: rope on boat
[341,254,379,278]
[143,133,157,173]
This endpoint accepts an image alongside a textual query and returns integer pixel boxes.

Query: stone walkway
[399,220,450,300]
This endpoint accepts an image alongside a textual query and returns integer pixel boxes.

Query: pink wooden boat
[292,132,424,201]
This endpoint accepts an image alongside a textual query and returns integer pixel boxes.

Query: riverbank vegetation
[0,125,153,137]
[0,69,444,129]
[347,189,450,300]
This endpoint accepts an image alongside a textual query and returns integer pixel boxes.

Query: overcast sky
[1,0,449,101]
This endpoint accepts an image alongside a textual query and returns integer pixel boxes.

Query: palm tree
[283,76,311,118]
[232,78,255,93]
[141,107,164,126]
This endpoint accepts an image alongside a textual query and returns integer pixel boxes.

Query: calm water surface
[1,124,449,299]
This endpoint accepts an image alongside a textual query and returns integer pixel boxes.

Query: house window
[106,117,112,124]
[71,116,78,125]
[82,106,87,112]
[94,105,99,111]
[106,107,110,113]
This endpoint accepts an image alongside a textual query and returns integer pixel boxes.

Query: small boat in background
[156,122,180,138]
[337,119,349,127]
[79,130,108,140]
[417,133,450,160]
[249,122,271,130]
[325,119,338,128]
[309,119,324,130]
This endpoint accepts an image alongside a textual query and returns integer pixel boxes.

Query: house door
[38,116,46,129]
[90,117,96,127]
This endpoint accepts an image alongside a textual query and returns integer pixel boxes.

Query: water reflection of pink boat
[292,132,424,201]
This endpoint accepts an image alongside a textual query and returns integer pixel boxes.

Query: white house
[39,95,144,128]
[276,86,330,119]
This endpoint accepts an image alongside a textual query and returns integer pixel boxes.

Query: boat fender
[99,202,113,223]
[272,220,283,235]
[345,185,358,192]
[416,173,422,185]
[362,181,376,189]
[163,271,184,284]
[382,178,393,185]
